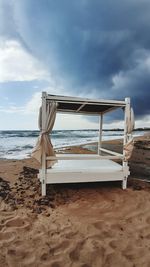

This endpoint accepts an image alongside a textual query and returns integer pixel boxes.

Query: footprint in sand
[20,254,36,266]
[92,220,104,230]
[4,216,30,230]
[69,237,105,266]
[50,262,61,267]
[92,221,114,239]
[0,214,15,230]
[145,233,150,239]
[0,231,15,244]
[49,239,70,256]
[80,264,91,267]
[122,244,147,261]
[6,248,36,267]
[69,240,85,262]
[108,239,129,251]
[104,251,129,267]
[109,240,119,249]
[146,216,150,225]
[39,254,62,267]
[64,230,78,239]
[110,222,125,233]
[0,215,15,224]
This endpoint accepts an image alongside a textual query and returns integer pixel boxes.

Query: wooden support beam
[76,102,87,112]
[99,147,123,157]
[122,97,131,189]
[46,154,123,160]
[41,91,47,196]
[123,98,130,147]
[46,94,126,106]
[98,114,103,155]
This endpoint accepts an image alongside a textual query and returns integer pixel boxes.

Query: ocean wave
[0,131,39,138]
[0,130,123,139]
[0,129,146,159]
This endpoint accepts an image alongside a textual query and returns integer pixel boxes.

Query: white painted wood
[46,154,123,160]
[122,178,127,190]
[44,159,122,172]
[98,114,103,155]
[76,102,87,112]
[37,92,132,194]
[122,161,129,189]
[47,154,101,160]
[39,172,124,184]
[123,98,130,148]
[99,147,123,157]
[102,106,121,114]
[41,91,47,196]
[57,109,102,115]
[122,97,130,190]
[47,94,126,106]
[38,159,124,184]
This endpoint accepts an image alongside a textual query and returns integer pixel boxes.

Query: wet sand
[0,136,150,267]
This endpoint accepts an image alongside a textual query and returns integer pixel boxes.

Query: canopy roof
[46,94,126,115]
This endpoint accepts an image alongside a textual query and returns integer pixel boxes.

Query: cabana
[32,92,134,196]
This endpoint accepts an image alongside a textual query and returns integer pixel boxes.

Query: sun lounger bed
[32,92,134,196]
[39,157,124,184]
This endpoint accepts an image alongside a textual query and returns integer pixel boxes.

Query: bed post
[122,97,130,189]
[98,114,103,155]
[41,91,47,196]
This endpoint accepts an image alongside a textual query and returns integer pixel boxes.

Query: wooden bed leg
[122,161,128,190]
[122,177,127,190]
[122,97,130,191]
[42,180,46,196]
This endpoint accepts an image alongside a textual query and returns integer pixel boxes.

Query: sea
[0,130,147,159]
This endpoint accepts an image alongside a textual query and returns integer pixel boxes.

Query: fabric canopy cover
[32,101,57,167]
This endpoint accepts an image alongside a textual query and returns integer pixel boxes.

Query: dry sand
[0,136,150,267]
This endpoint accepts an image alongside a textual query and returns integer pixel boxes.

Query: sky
[0,0,150,130]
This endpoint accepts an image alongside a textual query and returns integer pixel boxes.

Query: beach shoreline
[0,129,149,160]
[0,135,150,266]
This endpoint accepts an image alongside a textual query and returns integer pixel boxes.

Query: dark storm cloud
[0,0,33,52]
[1,0,150,118]
[0,0,16,38]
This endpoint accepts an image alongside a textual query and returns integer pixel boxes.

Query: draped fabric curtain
[124,138,134,161]
[124,107,135,161]
[32,101,57,167]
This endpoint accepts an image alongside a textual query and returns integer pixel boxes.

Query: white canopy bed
[32,92,134,196]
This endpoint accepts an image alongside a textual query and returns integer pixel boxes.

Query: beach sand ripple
[0,137,150,266]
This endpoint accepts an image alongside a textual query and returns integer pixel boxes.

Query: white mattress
[47,159,122,173]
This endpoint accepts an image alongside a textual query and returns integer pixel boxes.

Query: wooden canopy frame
[39,92,132,196]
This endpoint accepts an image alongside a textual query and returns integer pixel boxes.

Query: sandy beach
[0,136,150,267]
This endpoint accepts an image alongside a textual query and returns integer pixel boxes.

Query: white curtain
[32,101,57,167]
[124,107,135,161]
[124,138,134,161]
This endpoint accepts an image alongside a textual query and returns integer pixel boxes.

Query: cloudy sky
[0,0,150,130]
